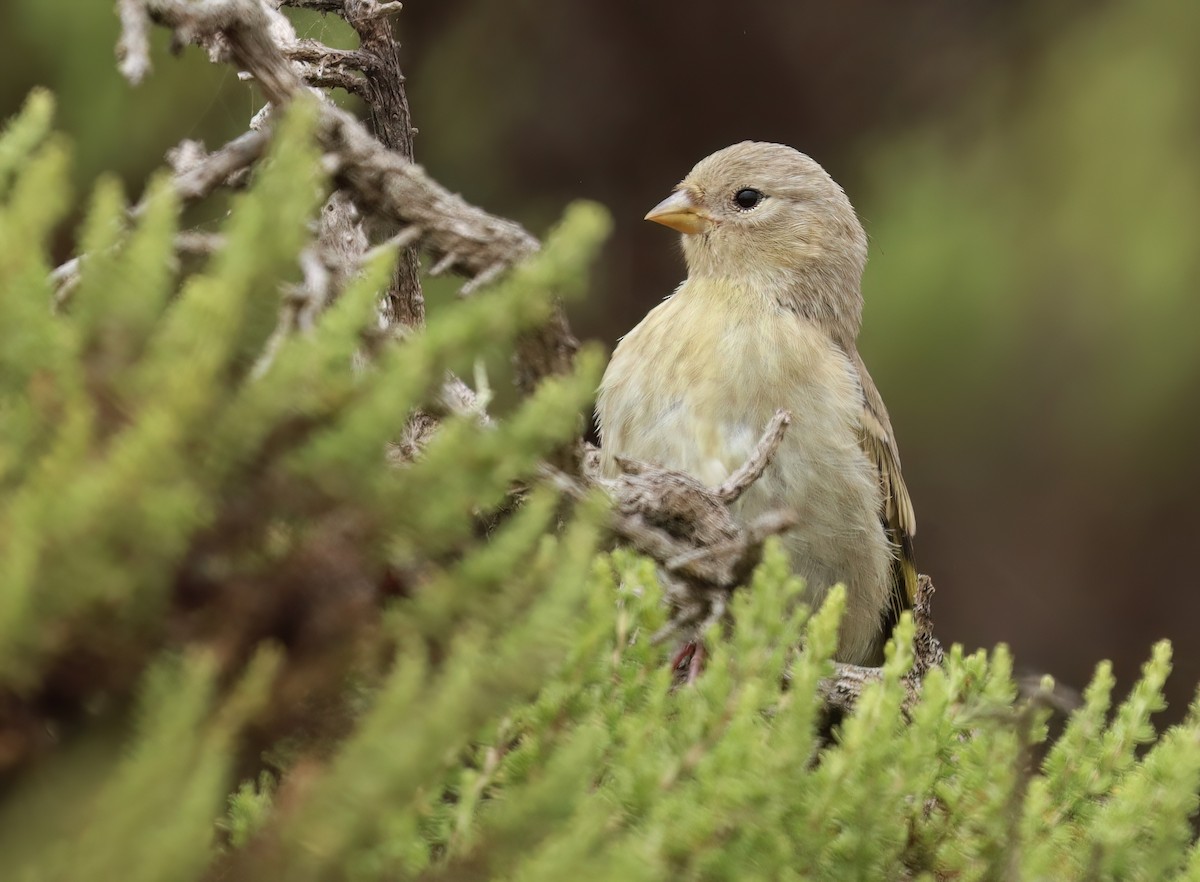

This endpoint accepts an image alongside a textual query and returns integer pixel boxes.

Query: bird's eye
[733,188,764,210]
[729,188,758,210]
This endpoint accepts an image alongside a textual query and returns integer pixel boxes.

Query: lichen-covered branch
[314,110,540,280]
[816,575,943,717]
[133,0,576,390]
[138,0,538,283]
[284,39,372,71]
[164,129,269,203]
[567,411,801,658]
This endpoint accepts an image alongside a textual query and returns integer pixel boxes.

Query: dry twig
[139,0,537,286]
[164,130,269,203]
[815,575,944,717]
[133,0,576,391]
[148,0,582,473]
[570,410,800,653]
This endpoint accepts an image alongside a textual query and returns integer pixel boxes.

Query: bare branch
[816,575,945,718]
[280,0,424,327]
[295,63,367,96]
[664,510,798,581]
[361,0,402,18]
[428,251,457,276]
[253,190,365,378]
[281,0,342,10]
[388,374,493,464]
[574,416,798,657]
[716,409,792,503]
[130,0,579,389]
[457,262,504,298]
[140,2,541,290]
[145,0,305,97]
[284,41,374,96]
[910,573,945,679]
[163,130,269,205]
[174,230,226,257]
[281,0,402,19]
[314,190,370,294]
[285,39,372,71]
[819,663,887,711]
[51,129,264,303]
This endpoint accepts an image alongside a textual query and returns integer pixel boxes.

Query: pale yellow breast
[598,277,862,485]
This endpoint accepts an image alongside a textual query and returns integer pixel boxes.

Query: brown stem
[331,0,424,328]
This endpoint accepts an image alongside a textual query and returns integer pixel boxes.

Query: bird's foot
[671,640,707,684]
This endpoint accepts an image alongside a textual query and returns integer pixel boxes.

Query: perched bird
[597,142,917,665]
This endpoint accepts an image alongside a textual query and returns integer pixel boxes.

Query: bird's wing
[851,351,919,613]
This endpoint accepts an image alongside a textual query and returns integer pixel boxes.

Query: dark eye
[733,188,764,210]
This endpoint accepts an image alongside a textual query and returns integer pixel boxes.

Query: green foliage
[0,91,609,683]
[220,772,277,850]
[175,539,1197,882]
[0,90,609,881]
[346,546,1193,882]
[3,86,1200,882]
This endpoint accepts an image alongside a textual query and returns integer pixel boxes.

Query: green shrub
[1,90,1198,882]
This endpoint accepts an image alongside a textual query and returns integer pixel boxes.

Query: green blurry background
[4,0,1198,711]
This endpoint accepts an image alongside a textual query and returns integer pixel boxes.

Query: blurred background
[3,0,1198,715]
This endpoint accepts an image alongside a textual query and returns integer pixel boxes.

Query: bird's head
[646,142,867,335]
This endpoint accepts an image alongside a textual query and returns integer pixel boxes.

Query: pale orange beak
[644,189,715,234]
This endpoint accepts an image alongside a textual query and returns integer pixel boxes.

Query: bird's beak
[644,189,715,234]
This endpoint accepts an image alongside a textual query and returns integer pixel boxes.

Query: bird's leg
[670,640,708,684]
[670,640,697,676]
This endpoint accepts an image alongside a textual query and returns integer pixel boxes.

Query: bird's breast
[598,282,864,489]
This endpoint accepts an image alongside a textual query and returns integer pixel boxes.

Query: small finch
[597,142,917,665]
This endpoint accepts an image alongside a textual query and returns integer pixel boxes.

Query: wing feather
[851,352,918,613]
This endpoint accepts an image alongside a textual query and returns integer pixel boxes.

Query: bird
[596,141,917,666]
